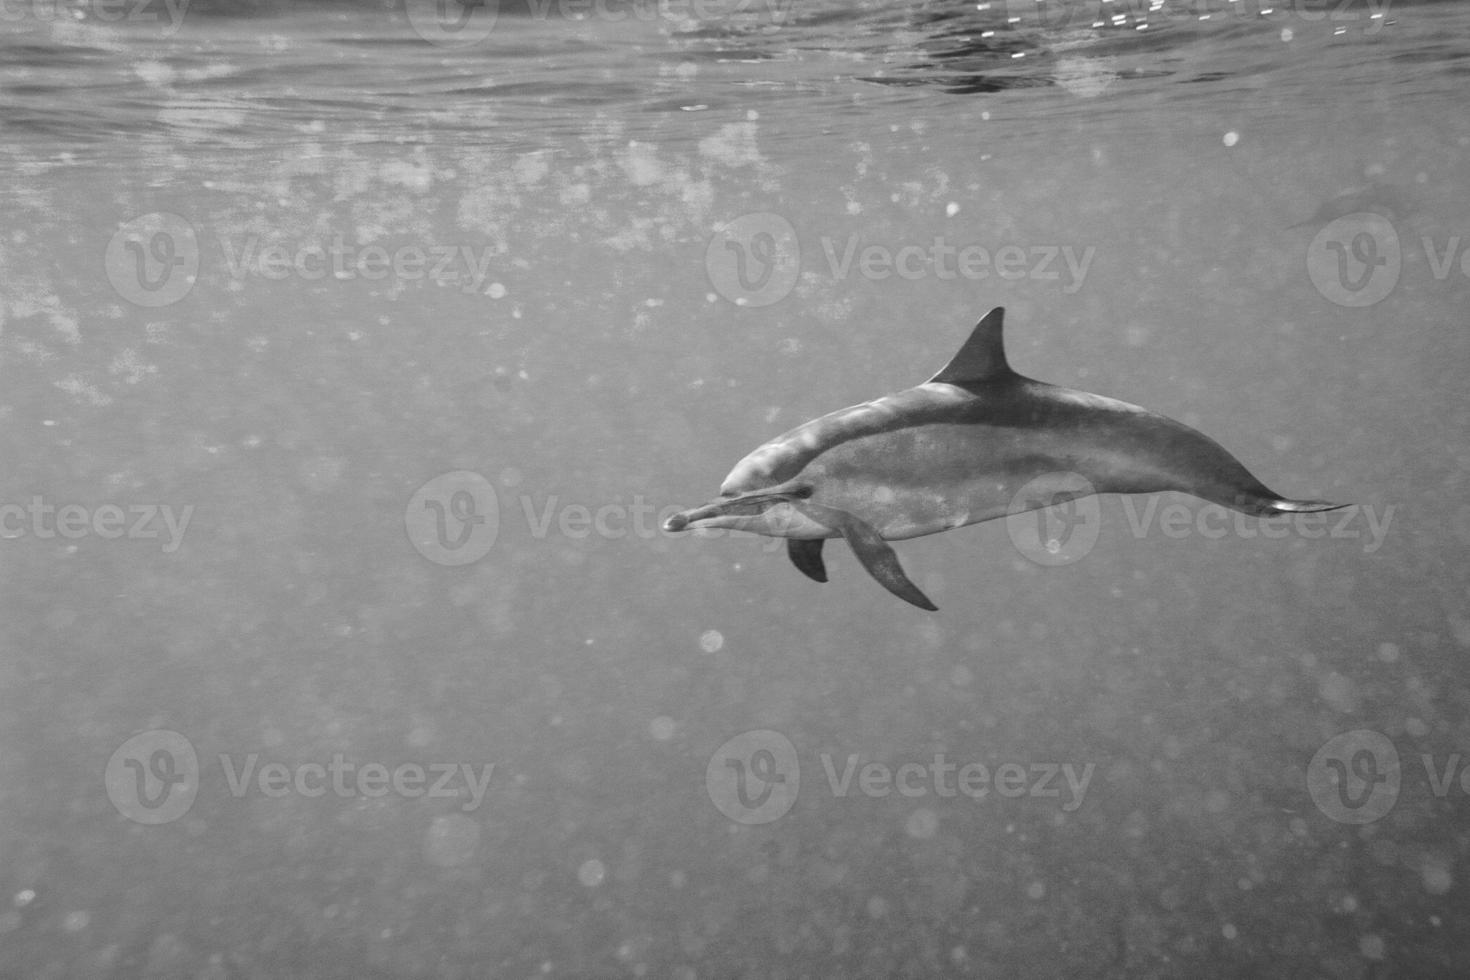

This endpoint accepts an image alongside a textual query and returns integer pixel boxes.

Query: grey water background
[2,0,1469,975]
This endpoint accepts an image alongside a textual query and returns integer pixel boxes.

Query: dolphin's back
[718,383,979,495]
[1018,381,1336,516]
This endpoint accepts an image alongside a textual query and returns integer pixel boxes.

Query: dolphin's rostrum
[664,307,1344,611]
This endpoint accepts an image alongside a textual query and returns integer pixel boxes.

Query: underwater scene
[1,0,1468,975]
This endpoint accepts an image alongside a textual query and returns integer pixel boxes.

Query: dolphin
[663,307,1344,611]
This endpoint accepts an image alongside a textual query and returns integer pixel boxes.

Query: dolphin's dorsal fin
[926,307,1012,386]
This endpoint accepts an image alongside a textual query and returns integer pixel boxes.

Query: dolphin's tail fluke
[1229,494,1348,517]
[1152,424,1349,519]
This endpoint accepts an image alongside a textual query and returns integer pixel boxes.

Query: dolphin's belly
[800,423,1087,540]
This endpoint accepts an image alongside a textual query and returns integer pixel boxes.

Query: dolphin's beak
[665,488,814,534]
[663,500,725,532]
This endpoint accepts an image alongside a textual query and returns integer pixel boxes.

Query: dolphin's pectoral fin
[798,503,938,612]
[841,522,939,612]
[787,539,828,583]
